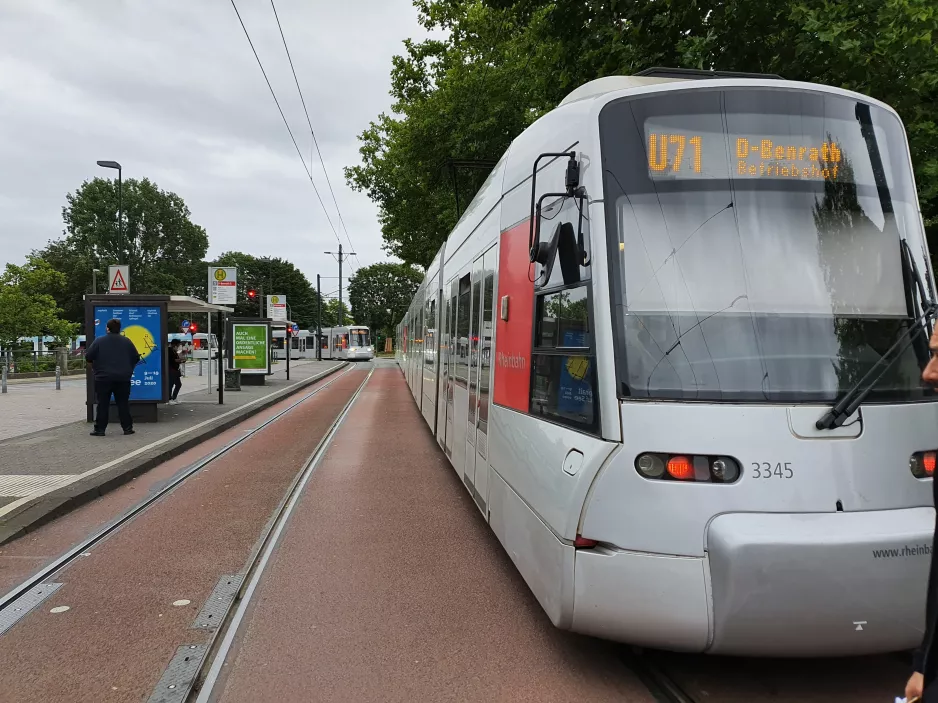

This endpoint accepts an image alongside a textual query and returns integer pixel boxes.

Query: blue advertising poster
[558,329,593,417]
[93,305,163,401]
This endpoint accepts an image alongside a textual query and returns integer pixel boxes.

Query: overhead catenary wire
[268,0,361,273]
[227,0,343,249]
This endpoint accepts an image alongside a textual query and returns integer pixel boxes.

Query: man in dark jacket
[85,318,141,436]
[907,335,938,701]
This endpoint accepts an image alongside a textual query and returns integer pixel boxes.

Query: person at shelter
[168,339,184,404]
[85,318,140,436]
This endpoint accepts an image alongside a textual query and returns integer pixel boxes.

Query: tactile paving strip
[0,583,64,636]
[191,574,243,630]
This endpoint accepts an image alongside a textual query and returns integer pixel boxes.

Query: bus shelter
[84,294,233,423]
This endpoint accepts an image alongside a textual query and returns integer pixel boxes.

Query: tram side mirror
[528,151,589,276]
[534,221,580,287]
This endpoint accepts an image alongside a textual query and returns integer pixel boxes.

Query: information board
[93,305,164,401]
[232,324,269,374]
[209,267,237,305]
[267,295,287,321]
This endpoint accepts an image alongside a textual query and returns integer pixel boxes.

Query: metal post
[55,364,61,390]
[259,285,264,317]
[207,312,212,395]
[217,311,224,405]
[199,359,203,376]
[117,168,123,262]
[338,243,343,326]
[92,269,98,294]
[1,356,7,394]
[317,274,322,361]
[286,325,291,381]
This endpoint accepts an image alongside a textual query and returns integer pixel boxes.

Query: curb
[0,362,348,545]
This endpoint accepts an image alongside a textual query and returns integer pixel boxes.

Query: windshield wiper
[816,243,937,430]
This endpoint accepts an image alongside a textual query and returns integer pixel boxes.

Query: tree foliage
[212,252,323,330]
[348,262,424,335]
[319,299,354,328]
[35,177,209,325]
[0,257,78,347]
[347,0,938,266]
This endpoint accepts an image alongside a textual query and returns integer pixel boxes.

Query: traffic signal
[247,289,257,300]
[189,322,198,333]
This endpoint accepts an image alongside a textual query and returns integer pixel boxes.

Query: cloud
[0,0,432,284]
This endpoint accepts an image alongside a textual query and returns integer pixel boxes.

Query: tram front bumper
[571,507,933,656]
[705,508,932,656]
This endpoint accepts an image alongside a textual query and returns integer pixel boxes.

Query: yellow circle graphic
[123,325,156,358]
[566,357,589,381]
[214,269,227,281]
[271,295,280,304]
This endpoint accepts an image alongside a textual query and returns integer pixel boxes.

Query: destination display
[644,126,847,182]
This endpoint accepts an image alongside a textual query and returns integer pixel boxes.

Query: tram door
[463,257,483,498]
[449,273,472,478]
[465,246,496,512]
[437,286,451,449]
[445,277,459,460]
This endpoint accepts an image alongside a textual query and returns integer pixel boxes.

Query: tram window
[530,283,599,433]
[455,274,471,386]
[536,286,590,349]
[530,354,598,433]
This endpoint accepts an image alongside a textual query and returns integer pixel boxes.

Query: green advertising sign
[232,324,268,373]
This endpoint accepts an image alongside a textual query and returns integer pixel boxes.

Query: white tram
[396,68,938,656]
[320,325,374,361]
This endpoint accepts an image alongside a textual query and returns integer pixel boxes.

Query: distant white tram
[397,68,938,657]
[320,326,374,361]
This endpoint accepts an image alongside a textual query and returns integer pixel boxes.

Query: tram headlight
[910,450,937,479]
[710,456,739,483]
[634,452,741,483]
[636,453,665,478]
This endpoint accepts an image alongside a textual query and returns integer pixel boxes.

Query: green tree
[212,252,324,330]
[348,262,424,338]
[0,257,78,347]
[35,177,209,326]
[348,0,938,264]
[318,299,354,328]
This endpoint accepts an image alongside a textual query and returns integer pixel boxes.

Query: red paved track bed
[215,367,653,702]
[0,368,368,703]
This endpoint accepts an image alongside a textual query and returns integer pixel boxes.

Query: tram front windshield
[600,87,934,403]
[350,329,370,347]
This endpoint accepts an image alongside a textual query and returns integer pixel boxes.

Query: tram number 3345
[751,462,794,479]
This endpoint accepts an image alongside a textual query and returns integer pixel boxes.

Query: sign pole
[286,325,290,381]
[207,311,212,395]
[218,311,224,405]
[317,274,322,361]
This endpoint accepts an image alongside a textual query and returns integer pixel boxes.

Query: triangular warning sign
[110,269,127,292]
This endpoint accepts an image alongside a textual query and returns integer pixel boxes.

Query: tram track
[185,365,374,702]
[622,648,698,703]
[0,362,357,616]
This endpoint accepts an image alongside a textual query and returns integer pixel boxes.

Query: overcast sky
[0,0,434,292]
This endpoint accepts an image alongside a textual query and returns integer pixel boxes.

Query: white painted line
[0,362,345,521]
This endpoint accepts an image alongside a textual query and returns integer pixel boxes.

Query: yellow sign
[271,295,280,304]
[214,269,227,281]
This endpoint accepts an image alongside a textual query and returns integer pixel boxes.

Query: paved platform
[0,359,349,544]
[0,359,300,442]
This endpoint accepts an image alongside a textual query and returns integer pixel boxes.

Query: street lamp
[96,160,122,257]
[92,268,102,294]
